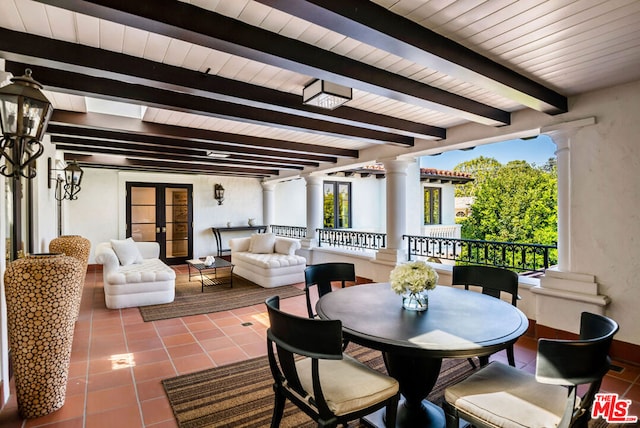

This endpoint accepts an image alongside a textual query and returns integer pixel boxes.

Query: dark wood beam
[64,153,277,177]
[256,0,567,114]
[47,111,354,160]
[48,126,333,165]
[0,28,444,140]
[33,0,510,125]
[52,136,308,170]
[7,62,411,146]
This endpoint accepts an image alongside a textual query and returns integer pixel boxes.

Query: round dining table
[316,282,529,428]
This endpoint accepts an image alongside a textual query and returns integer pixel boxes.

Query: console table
[211,225,267,256]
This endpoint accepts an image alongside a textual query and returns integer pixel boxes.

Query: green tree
[453,156,502,198]
[460,159,557,246]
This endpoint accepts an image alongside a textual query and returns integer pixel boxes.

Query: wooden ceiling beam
[52,136,310,169]
[33,0,510,126]
[63,153,277,177]
[7,62,410,146]
[256,0,567,115]
[0,28,444,140]
[55,144,303,171]
[47,111,353,160]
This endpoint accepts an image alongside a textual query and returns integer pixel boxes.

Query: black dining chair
[265,296,400,428]
[451,265,519,368]
[304,262,356,318]
[443,311,619,428]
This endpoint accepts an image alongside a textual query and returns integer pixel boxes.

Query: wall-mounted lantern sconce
[48,157,84,201]
[214,183,225,205]
[0,69,54,179]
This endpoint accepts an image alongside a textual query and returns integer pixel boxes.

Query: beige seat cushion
[445,362,570,428]
[296,354,399,416]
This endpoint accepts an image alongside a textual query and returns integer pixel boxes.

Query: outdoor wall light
[48,157,84,201]
[214,183,225,205]
[0,69,54,179]
[302,79,352,110]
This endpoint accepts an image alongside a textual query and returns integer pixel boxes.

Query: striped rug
[162,343,476,428]
[139,274,305,321]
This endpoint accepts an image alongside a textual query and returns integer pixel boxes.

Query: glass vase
[402,290,429,311]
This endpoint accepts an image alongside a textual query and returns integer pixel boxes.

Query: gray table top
[316,282,529,358]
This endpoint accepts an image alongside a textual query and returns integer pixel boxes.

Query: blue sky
[419,135,556,170]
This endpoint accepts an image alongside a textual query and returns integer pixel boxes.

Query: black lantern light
[48,157,84,201]
[214,183,225,205]
[0,69,53,178]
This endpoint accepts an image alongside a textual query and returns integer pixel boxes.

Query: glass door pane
[165,188,189,260]
[130,187,156,242]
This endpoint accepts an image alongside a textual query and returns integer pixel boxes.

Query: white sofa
[95,239,176,309]
[229,234,306,288]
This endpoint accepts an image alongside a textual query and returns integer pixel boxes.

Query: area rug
[139,274,305,322]
[162,343,476,428]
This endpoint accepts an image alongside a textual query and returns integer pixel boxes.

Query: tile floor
[0,264,638,427]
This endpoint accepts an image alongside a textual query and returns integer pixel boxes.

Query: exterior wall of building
[562,80,640,346]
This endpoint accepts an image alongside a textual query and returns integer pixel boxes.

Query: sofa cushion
[106,259,176,285]
[110,238,144,266]
[249,233,276,254]
[233,251,306,269]
[274,237,301,255]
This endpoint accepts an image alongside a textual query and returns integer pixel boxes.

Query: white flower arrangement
[390,261,439,295]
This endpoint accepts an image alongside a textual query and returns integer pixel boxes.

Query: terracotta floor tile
[84,405,143,428]
[127,337,165,353]
[229,330,263,346]
[161,333,196,348]
[198,335,236,352]
[140,397,174,426]
[133,361,177,383]
[86,384,137,414]
[172,353,215,375]
[191,327,225,341]
[166,343,206,360]
[136,379,167,402]
[209,346,249,366]
[87,368,134,392]
[132,348,171,366]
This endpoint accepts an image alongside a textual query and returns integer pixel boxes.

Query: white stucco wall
[62,170,263,263]
[561,80,640,345]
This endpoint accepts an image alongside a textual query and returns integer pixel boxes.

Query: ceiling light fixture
[206,151,230,158]
[302,79,352,110]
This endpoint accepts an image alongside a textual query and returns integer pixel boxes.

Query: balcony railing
[403,234,557,273]
[316,228,386,251]
[271,225,307,238]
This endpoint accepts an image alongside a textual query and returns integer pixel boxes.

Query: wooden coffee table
[187,258,234,292]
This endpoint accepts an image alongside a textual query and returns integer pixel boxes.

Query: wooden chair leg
[270,388,286,428]
[467,357,477,369]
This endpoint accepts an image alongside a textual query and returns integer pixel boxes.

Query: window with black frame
[424,187,441,225]
[323,181,351,228]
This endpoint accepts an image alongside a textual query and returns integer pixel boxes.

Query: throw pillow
[250,233,276,254]
[110,238,144,266]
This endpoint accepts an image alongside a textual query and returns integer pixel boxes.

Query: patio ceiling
[1,0,639,179]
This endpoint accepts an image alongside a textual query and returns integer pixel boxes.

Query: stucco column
[261,181,276,231]
[302,175,323,249]
[534,117,609,334]
[376,159,410,264]
[547,129,571,272]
